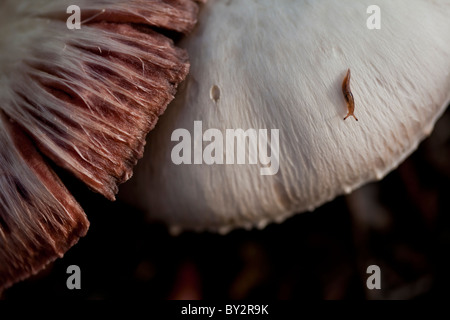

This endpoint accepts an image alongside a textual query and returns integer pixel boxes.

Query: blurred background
[2,106,449,300]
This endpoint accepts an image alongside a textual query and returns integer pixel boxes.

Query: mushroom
[0,0,201,290]
[121,0,450,234]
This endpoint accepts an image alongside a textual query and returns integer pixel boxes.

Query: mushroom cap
[0,0,200,289]
[122,0,450,233]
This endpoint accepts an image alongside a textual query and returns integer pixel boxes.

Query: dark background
[3,106,449,300]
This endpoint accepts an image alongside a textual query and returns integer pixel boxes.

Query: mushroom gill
[0,0,200,290]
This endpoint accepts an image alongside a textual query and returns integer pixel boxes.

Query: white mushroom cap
[121,0,450,233]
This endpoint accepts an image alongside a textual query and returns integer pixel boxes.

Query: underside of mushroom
[121,0,450,234]
[0,0,201,290]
